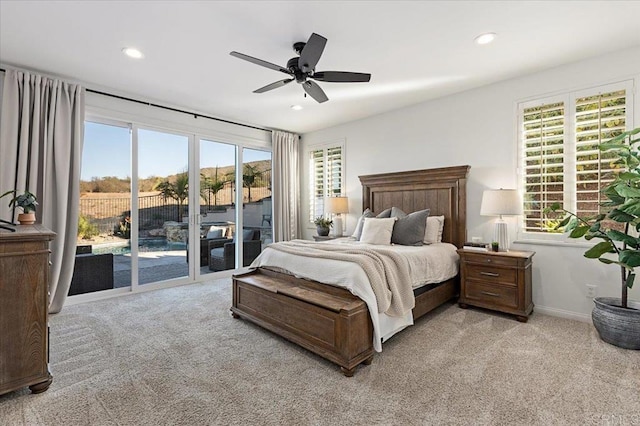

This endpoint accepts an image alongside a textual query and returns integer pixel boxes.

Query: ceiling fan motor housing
[287,57,308,82]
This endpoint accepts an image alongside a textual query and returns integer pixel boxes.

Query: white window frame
[517,80,635,242]
[307,139,346,224]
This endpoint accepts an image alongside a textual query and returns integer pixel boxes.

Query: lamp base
[494,220,509,252]
[332,216,343,237]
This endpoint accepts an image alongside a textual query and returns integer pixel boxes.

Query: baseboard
[534,305,592,324]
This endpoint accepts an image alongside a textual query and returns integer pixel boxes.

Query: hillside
[80,160,271,193]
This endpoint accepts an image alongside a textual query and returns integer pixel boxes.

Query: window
[519,81,633,236]
[309,143,344,222]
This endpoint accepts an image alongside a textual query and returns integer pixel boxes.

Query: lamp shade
[480,189,522,216]
[325,196,349,214]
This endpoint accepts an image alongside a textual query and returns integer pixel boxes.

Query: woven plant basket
[592,297,640,350]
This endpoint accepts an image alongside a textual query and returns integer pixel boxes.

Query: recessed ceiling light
[291,105,303,111]
[122,47,144,59]
[474,32,496,45]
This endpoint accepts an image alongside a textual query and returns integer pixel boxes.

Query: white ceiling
[1,1,639,134]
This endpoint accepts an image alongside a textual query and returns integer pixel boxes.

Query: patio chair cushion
[206,228,224,239]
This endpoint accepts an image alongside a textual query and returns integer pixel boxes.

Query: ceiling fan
[230,33,371,104]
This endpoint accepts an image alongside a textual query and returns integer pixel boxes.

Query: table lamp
[480,189,522,251]
[326,196,349,237]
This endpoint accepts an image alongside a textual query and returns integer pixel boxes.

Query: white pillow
[351,208,375,240]
[423,215,445,244]
[206,226,226,239]
[360,217,397,245]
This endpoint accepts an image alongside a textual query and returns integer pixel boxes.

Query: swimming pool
[92,239,186,255]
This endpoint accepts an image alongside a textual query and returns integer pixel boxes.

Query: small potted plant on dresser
[314,216,333,237]
[546,127,640,350]
[0,190,39,225]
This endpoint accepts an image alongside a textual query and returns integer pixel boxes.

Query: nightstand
[457,249,535,322]
[313,235,337,241]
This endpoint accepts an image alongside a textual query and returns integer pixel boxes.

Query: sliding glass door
[74,119,271,298]
[76,121,132,296]
[137,128,191,285]
[241,148,272,266]
[198,139,236,275]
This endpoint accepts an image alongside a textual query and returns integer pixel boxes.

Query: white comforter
[250,238,459,352]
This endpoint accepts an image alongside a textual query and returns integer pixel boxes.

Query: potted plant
[314,216,333,237]
[545,127,640,350]
[0,190,38,225]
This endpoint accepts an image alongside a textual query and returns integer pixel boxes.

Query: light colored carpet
[1,278,638,425]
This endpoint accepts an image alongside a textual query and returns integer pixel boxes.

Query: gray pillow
[376,208,392,218]
[352,208,375,240]
[206,229,224,239]
[390,207,430,246]
[242,229,256,241]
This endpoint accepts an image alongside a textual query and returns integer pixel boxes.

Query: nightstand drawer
[464,280,517,308]
[466,265,517,286]
[463,252,520,268]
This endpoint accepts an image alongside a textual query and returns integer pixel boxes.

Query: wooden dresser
[0,225,56,395]
[457,249,535,322]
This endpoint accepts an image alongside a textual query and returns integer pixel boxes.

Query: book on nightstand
[462,242,489,252]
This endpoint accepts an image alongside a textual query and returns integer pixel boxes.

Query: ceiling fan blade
[312,71,371,83]
[302,80,329,103]
[298,33,327,73]
[230,51,291,75]
[253,78,294,93]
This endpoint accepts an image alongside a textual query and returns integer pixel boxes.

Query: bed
[231,165,469,376]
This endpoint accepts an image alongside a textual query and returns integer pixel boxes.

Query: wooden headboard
[358,165,470,248]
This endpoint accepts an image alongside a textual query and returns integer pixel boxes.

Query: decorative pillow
[352,208,375,240]
[376,207,392,218]
[424,215,445,244]
[390,207,430,246]
[243,229,257,241]
[359,217,397,245]
[206,228,224,239]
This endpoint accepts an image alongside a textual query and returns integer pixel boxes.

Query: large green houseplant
[546,127,640,349]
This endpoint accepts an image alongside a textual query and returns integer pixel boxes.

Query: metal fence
[79,170,272,236]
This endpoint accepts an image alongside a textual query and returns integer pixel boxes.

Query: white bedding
[250,238,459,352]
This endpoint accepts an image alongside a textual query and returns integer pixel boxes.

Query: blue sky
[82,122,271,180]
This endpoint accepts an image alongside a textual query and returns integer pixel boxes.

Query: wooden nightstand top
[457,248,535,259]
[313,235,337,241]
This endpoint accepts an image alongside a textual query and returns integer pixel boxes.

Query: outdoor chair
[69,251,114,295]
[208,229,261,271]
[187,226,230,266]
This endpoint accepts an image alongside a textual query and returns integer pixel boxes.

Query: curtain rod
[0,67,273,134]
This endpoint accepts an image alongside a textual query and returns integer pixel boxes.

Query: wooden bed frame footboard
[232,165,469,376]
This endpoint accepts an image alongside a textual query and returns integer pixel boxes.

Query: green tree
[243,164,263,203]
[155,171,189,221]
[200,167,226,208]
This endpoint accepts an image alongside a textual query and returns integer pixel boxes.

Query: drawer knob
[480,291,501,297]
[486,258,492,263]
[480,271,499,277]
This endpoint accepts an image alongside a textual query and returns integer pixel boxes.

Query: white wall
[300,46,640,321]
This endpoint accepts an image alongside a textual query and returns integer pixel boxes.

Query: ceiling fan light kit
[230,33,371,103]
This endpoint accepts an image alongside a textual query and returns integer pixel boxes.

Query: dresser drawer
[466,264,517,286]
[463,252,520,268]
[464,280,518,308]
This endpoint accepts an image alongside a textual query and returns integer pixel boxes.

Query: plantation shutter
[575,90,627,218]
[308,145,344,222]
[310,149,325,222]
[522,101,565,232]
[327,146,343,197]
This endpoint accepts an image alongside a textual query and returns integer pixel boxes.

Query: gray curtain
[0,69,85,313]
[272,130,300,241]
